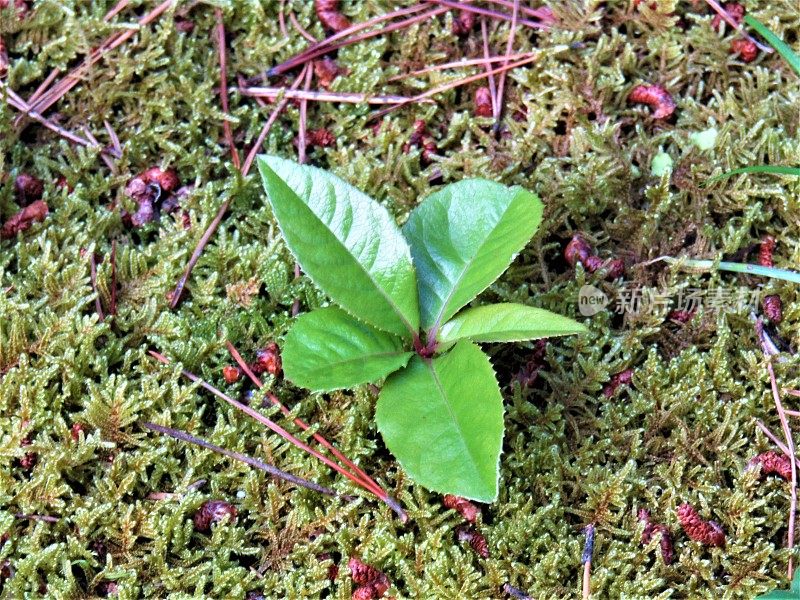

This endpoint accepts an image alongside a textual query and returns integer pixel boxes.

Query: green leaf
[756,567,800,599]
[745,15,800,77]
[258,155,419,338]
[282,307,414,392]
[706,165,800,184]
[438,303,587,344]
[403,179,543,332]
[376,341,504,501]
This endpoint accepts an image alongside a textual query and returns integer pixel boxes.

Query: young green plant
[257,155,586,501]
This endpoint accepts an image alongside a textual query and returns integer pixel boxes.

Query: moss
[0,0,799,597]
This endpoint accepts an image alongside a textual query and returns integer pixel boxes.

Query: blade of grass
[707,165,800,184]
[649,256,800,284]
[744,14,800,76]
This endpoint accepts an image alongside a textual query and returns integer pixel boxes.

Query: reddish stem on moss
[224,340,394,507]
[215,8,241,170]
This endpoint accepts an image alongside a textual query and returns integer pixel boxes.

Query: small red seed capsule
[731,38,758,62]
[603,368,634,398]
[628,84,676,120]
[762,294,782,323]
[315,0,350,32]
[222,365,241,384]
[676,503,725,546]
[758,236,776,267]
[712,3,744,29]
[314,56,343,89]
[443,494,480,523]
[142,167,179,194]
[474,87,493,118]
[70,423,84,442]
[1,200,48,239]
[452,9,475,35]
[667,309,694,323]
[638,509,674,565]
[748,451,792,480]
[13,173,44,206]
[455,524,489,558]
[348,557,389,600]
[253,342,282,376]
[0,36,8,79]
[564,235,593,267]
[305,128,336,148]
[193,500,238,532]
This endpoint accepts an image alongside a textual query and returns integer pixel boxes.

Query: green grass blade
[707,165,800,184]
[660,257,800,285]
[744,15,800,77]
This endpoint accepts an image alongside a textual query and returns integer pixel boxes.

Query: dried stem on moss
[141,421,341,497]
[215,8,241,170]
[493,0,520,128]
[425,0,548,30]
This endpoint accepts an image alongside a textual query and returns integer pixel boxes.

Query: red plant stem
[215,8,241,170]
[104,120,122,156]
[493,0,520,126]
[290,12,318,43]
[702,0,772,53]
[425,0,548,30]
[224,341,389,501]
[142,421,341,497]
[481,18,499,117]
[148,351,407,521]
[266,6,447,78]
[89,253,105,322]
[278,0,288,37]
[103,0,130,22]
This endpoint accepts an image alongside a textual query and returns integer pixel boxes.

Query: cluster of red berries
[222,342,282,384]
[348,557,390,600]
[564,234,625,280]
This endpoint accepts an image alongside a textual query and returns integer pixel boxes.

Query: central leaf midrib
[318,349,410,370]
[426,357,486,486]
[293,175,416,336]
[430,194,518,332]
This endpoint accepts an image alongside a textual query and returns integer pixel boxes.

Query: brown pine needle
[387,51,536,82]
[215,8,240,170]
[224,341,388,501]
[142,422,341,498]
[237,87,418,105]
[169,68,308,309]
[481,18,499,116]
[26,68,60,105]
[266,6,447,78]
[494,0,520,127]
[147,351,407,521]
[110,240,117,317]
[371,51,543,120]
[297,64,314,165]
[289,12,318,43]
[759,317,798,578]
[484,0,553,20]
[103,0,130,22]
[425,0,548,30]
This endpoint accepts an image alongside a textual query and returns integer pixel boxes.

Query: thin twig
[103,0,130,22]
[104,120,123,156]
[14,514,59,523]
[224,341,388,500]
[493,0,519,129]
[481,17,499,116]
[215,8,241,170]
[142,422,341,497]
[278,0,288,37]
[147,351,406,521]
[89,253,105,322]
[425,0,548,30]
[703,0,772,53]
[26,68,60,105]
[581,524,595,600]
[289,12,318,43]
[483,0,553,20]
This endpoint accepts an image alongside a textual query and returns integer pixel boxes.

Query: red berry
[222,365,241,384]
[474,87,493,117]
[253,342,281,377]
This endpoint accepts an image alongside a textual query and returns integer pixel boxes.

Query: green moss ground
[1,0,799,597]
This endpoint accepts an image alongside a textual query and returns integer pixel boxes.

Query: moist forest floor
[1,1,800,598]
